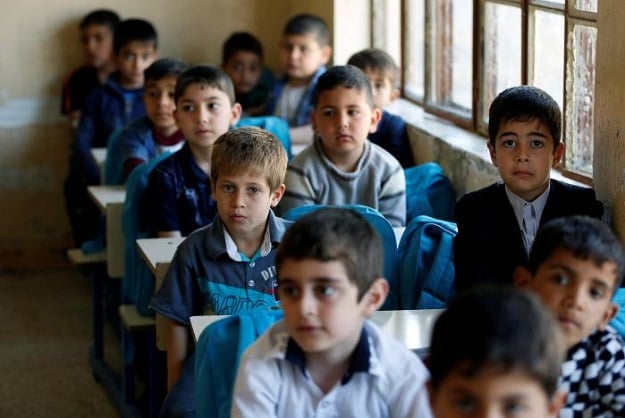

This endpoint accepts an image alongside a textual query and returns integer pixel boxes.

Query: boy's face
[212,169,284,241]
[279,34,331,85]
[311,86,381,164]
[429,366,565,418]
[515,249,619,349]
[144,75,178,136]
[223,51,263,95]
[278,258,386,361]
[81,24,114,69]
[362,68,399,110]
[115,41,157,89]
[174,84,241,149]
[488,118,563,202]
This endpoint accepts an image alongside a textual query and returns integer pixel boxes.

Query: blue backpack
[121,152,172,316]
[404,162,456,223]
[610,288,625,338]
[195,309,284,418]
[397,215,457,309]
[103,128,124,185]
[236,116,292,160]
[282,204,399,309]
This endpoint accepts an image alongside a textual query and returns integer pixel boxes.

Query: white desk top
[190,309,443,354]
[136,237,185,274]
[87,185,126,212]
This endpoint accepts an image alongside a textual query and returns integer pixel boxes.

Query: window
[373,0,598,179]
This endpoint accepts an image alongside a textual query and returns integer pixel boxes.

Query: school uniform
[231,320,433,418]
[369,110,414,168]
[453,180,603,293]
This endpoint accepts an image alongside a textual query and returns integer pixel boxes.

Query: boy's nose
[563,285,585,309]
[297,292,316,316]
[515,144,530,161]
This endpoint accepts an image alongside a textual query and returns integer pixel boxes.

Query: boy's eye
[504,399,525,414]
[207,102,221,111]
[374,82,384,89]
[181,104,195,112]
[501,139,517,148]
[321,109,335,117]
[248,187,261,195]
[453,397,476,412]
[590,287,605,300]
[221,184,234,193]
[530,139,545,148]
[278,284,298,298]
[347,109,361,117]
[552,273,569,286]
[146,90,158,98]
[315,285,335,298]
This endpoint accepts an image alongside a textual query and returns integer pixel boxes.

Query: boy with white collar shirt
[231,207,432,418]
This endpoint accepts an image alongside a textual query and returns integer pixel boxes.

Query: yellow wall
[0,0,337,268]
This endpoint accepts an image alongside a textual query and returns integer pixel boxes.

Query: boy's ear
[547,390,567,418]
[362,278,389,315]
[551,142,564,168]
[368,108,382,134]
[487,141,498,167]
[320,45,332,65]
[229,102,243,127]
[270,184,286,208]
[513,266,532,288]
[598,302,619,330]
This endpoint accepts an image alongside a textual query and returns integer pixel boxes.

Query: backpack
[121,152,172,316]
[397,215,457,309]
[404,162,456,223]
[236,116,292,160]
[194,309,284,418]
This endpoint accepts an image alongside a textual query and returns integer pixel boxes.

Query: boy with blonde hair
[515,215,625,417]
[145,65,241,237]
[232,207,432,417]
[348,48,414,167]
[152,126,290,418]
[429,286,566,418]
[279,65,406,226]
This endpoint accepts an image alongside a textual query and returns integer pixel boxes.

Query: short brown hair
[174,65,235,104]
[211,127,288,191]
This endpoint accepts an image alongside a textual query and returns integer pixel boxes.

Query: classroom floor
[0,268,120,418]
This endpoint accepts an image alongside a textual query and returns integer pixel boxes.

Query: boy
[348,48,414,167]
[64,18,158,246]
[61,9,120,127]
[107,58,188,184]
[231,207,432,417]
[221,31,274,116]
[265,13,332,144]
[454,85,603,293]
[145,65,241,237]
[428,285,566,418]
[514,215,625,417]
[151,127,290,418]
[279,65,406,227]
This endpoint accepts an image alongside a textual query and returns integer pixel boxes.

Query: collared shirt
[231,320,433,418]
[223,223,272,262]
[505,184,550,255]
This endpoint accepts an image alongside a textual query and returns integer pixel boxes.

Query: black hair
[80,9,120,31]
[144,58,188,83]
[528,215,625,291]
[283,13,330,46]
[488,85,561,148]
[276,207,383,300]
[113,18,158,53]
[222,32,263,65]
[429,285,564,397]
[312,65,374,108]
[174,65,235,104]
[347,48,399,88]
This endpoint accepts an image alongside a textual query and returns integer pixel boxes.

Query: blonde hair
[211,127,288,191]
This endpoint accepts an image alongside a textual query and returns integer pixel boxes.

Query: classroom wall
[594,0,625,242]
[0,0,337,269]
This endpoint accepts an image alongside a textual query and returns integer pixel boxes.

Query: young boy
[145,65,241,237]
[64,18,158,246]
[265,13,332,144]
[453,85,603,293]
[61,9,120,127]
[231,207,432,417]
[347,48,414,168]
[514,215,625,417]
[428,285,566,418]
[221,31,274,116]
[106,58,188,184]
[151,127,290,418]
[279,65,406,227]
